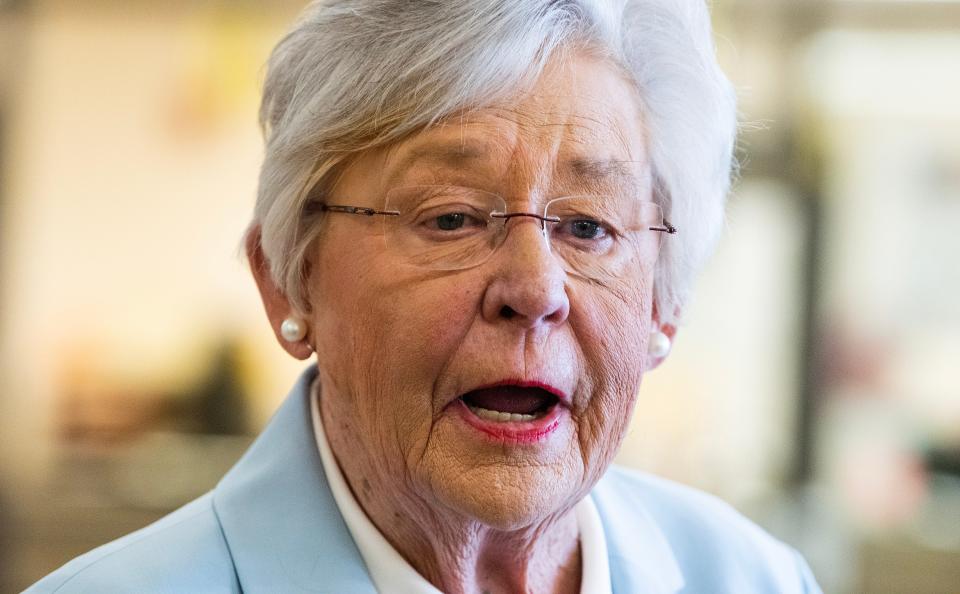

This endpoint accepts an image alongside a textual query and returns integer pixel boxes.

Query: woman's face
[308,54,658,528]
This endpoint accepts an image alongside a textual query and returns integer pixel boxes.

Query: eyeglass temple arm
[650,220,677,234]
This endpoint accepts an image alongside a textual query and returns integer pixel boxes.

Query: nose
[480,217,570,329]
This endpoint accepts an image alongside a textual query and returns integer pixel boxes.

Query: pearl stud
[280,317,307,342]
[648,330,671,358]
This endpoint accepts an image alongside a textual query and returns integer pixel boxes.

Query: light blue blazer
[28,368,822,593]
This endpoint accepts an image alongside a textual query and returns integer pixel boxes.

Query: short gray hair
[250,0,736,328]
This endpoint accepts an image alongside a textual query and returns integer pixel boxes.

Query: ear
[646,301,679,371]
[245,225,314,360]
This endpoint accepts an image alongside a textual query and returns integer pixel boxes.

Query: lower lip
[451,398,564,444]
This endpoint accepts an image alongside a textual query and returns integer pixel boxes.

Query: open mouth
[460,385,560,423]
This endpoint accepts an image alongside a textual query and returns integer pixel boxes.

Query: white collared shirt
[310,382,612,594]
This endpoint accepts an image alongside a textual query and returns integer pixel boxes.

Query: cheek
[312,224,471,373]
[370,279,485,462]
[314,261,482,441]
[570,277,652,472]
[575,274,652,385]
[374,278,482,379]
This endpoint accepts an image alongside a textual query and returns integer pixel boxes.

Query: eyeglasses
[309,185,676,282]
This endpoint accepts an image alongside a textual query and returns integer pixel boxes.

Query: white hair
[250,0,736,328]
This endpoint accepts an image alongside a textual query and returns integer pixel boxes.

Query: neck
[391,506,582,594]
[320,394,582,594]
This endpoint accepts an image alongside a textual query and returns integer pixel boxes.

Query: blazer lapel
[213,366,377,593]
[592,472,685,594]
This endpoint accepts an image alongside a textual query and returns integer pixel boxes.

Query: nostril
[499,305,517,319]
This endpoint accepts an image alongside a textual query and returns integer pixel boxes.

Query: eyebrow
[566,157,642,192]
[388,139,642,192]
[386,140,489,186]
[408,141,487,164]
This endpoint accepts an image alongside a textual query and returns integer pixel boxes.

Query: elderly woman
[30,1,822,592]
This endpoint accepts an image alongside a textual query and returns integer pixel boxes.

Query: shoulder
[25,492,240,594]
[594,466,822,593]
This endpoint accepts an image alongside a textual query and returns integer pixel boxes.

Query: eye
[569,219,605,240]
[436,213,467,231]
[559,218,610,242]
[420,208,487,236]
[550,214,617,255]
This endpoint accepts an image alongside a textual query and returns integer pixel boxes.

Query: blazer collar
[213,366,683,594]
[213,366,377,593]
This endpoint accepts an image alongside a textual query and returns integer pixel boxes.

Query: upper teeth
[467,405,538,423]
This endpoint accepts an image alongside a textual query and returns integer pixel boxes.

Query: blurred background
[0,0,958,591]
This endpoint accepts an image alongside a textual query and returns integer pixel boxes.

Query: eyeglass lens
[383,185,664,280]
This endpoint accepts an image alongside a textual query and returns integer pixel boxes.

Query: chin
[427,463,582,531]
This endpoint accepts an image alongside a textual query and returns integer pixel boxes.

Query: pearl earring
[648,330,671,358]
[280,317,307,342]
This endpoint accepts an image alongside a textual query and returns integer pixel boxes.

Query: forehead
[381,54,650,192]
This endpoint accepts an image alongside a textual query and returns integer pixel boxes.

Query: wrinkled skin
[250,53,675,594]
